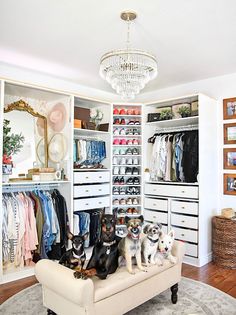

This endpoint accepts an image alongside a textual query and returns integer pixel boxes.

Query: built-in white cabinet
[143,94,218,267]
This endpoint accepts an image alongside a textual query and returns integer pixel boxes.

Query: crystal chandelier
[99,11,158,100]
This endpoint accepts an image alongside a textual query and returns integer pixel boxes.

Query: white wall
[138,72,236,213]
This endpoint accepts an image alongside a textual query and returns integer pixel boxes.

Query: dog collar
[102,240,116,246]
[72,251,85,259]
[147,237,159,243]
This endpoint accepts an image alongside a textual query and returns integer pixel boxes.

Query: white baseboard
[183,252,212,267]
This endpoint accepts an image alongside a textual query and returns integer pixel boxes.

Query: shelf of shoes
[112,104,143,225]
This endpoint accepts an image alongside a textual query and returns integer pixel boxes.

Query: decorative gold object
[4,99,48,167]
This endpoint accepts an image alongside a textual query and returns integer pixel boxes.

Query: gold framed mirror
[4,99,48,167]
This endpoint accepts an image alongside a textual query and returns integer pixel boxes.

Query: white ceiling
[1,0,236,95]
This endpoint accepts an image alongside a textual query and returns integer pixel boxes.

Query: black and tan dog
[74,210,120,280]
[118,216,145,274]
[59,232,88,271]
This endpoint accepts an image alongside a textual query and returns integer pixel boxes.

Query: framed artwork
[223,173,236,195]
[224,123,236,144]
[223,97,236,120]
[224,148,236,169]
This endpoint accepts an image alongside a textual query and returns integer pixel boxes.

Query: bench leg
[170,283,178,304]
[47,309,57,315]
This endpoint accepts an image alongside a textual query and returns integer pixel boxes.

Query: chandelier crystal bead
[99,11,158,100]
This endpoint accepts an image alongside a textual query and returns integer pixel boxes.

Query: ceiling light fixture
[99,11,158,100]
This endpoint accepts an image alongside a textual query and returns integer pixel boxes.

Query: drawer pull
[153,189,157,191]
[98,189,102,191]
[181,206,185,209]
[153,203,157,206]
[181,233,185,236]
[85,176,89,179]
[181,220,185,223]
[99,202,102,204]
[85,203,89,206]
[181,191,185,193]
[153,216,157,218]
[99,176,102,179]
[85,190,89,192]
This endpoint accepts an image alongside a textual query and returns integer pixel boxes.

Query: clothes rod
[74,135,104,141]
[2,182,60,192]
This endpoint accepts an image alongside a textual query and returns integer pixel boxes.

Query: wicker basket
[212,216,236,269]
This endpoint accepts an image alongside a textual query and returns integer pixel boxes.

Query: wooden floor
[1,262,236,305]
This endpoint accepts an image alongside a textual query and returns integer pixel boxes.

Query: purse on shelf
[147,113,161,122]
[82,121,96,130]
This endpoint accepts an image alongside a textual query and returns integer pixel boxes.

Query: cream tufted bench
[35,240,185,315]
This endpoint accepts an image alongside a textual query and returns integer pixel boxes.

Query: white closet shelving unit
[143,94,218,267]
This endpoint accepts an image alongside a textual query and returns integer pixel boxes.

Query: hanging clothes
[74,139,106,166]
[148,130,198,183]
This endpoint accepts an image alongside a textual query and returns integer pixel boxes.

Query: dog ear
[67,231,74,240]
[124,216,131,224]
[157,222,162,230]
[100,207,105,220]
[138,215,144,224]
[82,232,89,240]
[159,230,164,238]
[143,224,150,234]
[168,229,175,239]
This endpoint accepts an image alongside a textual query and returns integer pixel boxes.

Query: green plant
[177,105,191,117]
[3,119,24,158]
[159,108,173,120]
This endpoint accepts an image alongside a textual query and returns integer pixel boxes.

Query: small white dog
[155,230,177,265]
[141,223,162,266]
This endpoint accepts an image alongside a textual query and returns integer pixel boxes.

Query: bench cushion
[93,260,175,302]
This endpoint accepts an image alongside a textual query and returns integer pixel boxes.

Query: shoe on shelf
[134,109,141,115]
[113,156,118,165]
[113,149,119,155]
[119,176,125,185]
[126,177,134,185]
[133,129,139,135]
[120,128,126,136]
[119,148,126,155]
[120,166,126,175]
[125,167,132,175]
[126,187,133,195]
[132,148,139,155]
[132,167,139,175]
[133,177,140,185]
[119,187,126,195]
[132,208,139,214]
[113,108,119,115]
[134,121,141,125]
[113,166,119,175]
[120,118,126,125]
[126,148,132,155]
[128,120,135,125]
[113,139,120,145]
[127,158,133,165]
[127,109,133,115]
[114,118,120,125]
[113,187,120,194]
[113,128,119,136]
[120,198,126,205]
[120,157,126,165]
[127,198,133,205]
[132,139,139,145]
[113,199,119,205]
[127,139,133,145]
[114,176,120,185]
[120,139,126,145]
[132,198,138,205]
[119,108,126,115]
[126,129,133,135]
[133,157,139,165]
[118,208,126,214]
[126,207,133,214]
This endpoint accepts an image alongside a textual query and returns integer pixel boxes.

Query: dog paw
[170,257,177,264]
[74,271,82,279]
[128,270,135,275]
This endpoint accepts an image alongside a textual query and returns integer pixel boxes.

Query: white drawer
[145,183,198,199]
[171,213,198,229]
[185,243,198,257]
[144,198,168,212]
[74,196,110,211]
[74,171,110,184]
[144,210,168,224]
[171,200,198,215]
[74,184,110,198]
[172,226,198,243]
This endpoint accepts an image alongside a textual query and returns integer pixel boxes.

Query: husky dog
[141,223,162,266]
[118,216,145,274]
[156,230,177,265]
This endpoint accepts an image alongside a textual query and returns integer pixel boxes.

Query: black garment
[47,189,69,260]
[89,210,101,246]
[182,131,198,182]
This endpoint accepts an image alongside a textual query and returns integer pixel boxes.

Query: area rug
[1,277,236,315]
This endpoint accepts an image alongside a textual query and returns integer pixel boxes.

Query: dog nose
[165,247,168,251]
